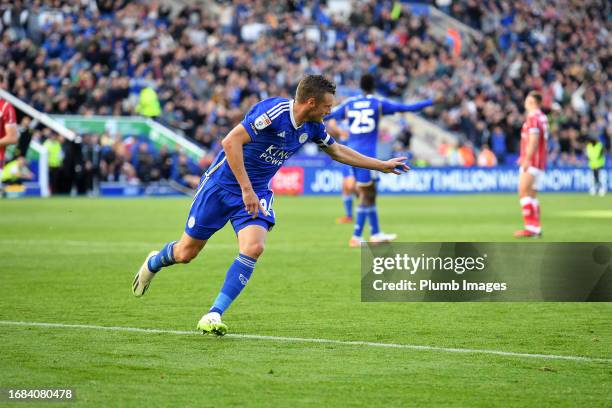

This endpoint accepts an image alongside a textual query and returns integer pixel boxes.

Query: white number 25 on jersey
[348,109,375,134]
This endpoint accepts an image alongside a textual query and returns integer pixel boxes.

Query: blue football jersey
[325,94,432,157]
[206,97,335,194]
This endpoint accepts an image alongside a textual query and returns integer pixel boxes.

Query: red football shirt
[519,110,548,170]
[0,99,17,167]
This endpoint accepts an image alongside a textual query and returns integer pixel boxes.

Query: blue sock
[343,195,353,218]
[353,205,368,237]
[209,254,256,315]
[368,205,380,235]
[148,241,177,273]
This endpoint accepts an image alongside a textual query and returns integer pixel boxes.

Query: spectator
[81,134,100,195]
[42,132,63,194]
[173,152,200,189]
[489,126,507,164]
[477,144,498,167]
[135,86,161,119]
[586,137,606,196]
[135,142,154,184]
[1,155,33,185]
[155,144,173,181]
[15,115,33,158]
[393,121,414,153]
[458,142,476,167]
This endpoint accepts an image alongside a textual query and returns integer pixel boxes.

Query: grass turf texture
[0,194,611,407]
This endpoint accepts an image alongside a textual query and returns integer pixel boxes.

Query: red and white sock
[520,197,540,234]
[532,198,541,231]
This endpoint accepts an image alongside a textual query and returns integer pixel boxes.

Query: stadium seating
[0,0,609,181]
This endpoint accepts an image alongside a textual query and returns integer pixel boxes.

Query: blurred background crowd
[0,0,610,190]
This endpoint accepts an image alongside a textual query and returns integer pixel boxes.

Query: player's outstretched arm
[323,143,409,174]
[222,124,268,218]
[382,98,433,115]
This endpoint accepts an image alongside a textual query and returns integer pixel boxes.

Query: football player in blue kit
[325,74,434,247]
[132,75,409,335]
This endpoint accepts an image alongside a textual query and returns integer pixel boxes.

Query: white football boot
[370,232,398,243]
[132,251,158,297]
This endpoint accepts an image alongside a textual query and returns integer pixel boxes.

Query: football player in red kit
[514,92,548,238]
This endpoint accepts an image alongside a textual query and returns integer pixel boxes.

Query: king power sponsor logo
[260,145,292,166]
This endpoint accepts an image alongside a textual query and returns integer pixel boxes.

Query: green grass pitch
[1,194,611,407]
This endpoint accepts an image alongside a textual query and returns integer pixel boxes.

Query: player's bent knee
[241,241,265,259]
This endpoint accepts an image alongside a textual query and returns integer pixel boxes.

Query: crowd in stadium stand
[429,0,611,166]
[0,0,609,187]
[16,117,202,196]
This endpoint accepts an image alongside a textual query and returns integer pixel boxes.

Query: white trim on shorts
[520,166,544,191]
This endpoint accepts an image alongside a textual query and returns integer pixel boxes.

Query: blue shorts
[353,167,379,185]
[185,177,275,240]
[342,165,354,178]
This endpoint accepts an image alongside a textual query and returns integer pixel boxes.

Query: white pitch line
[1,320,610,364]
